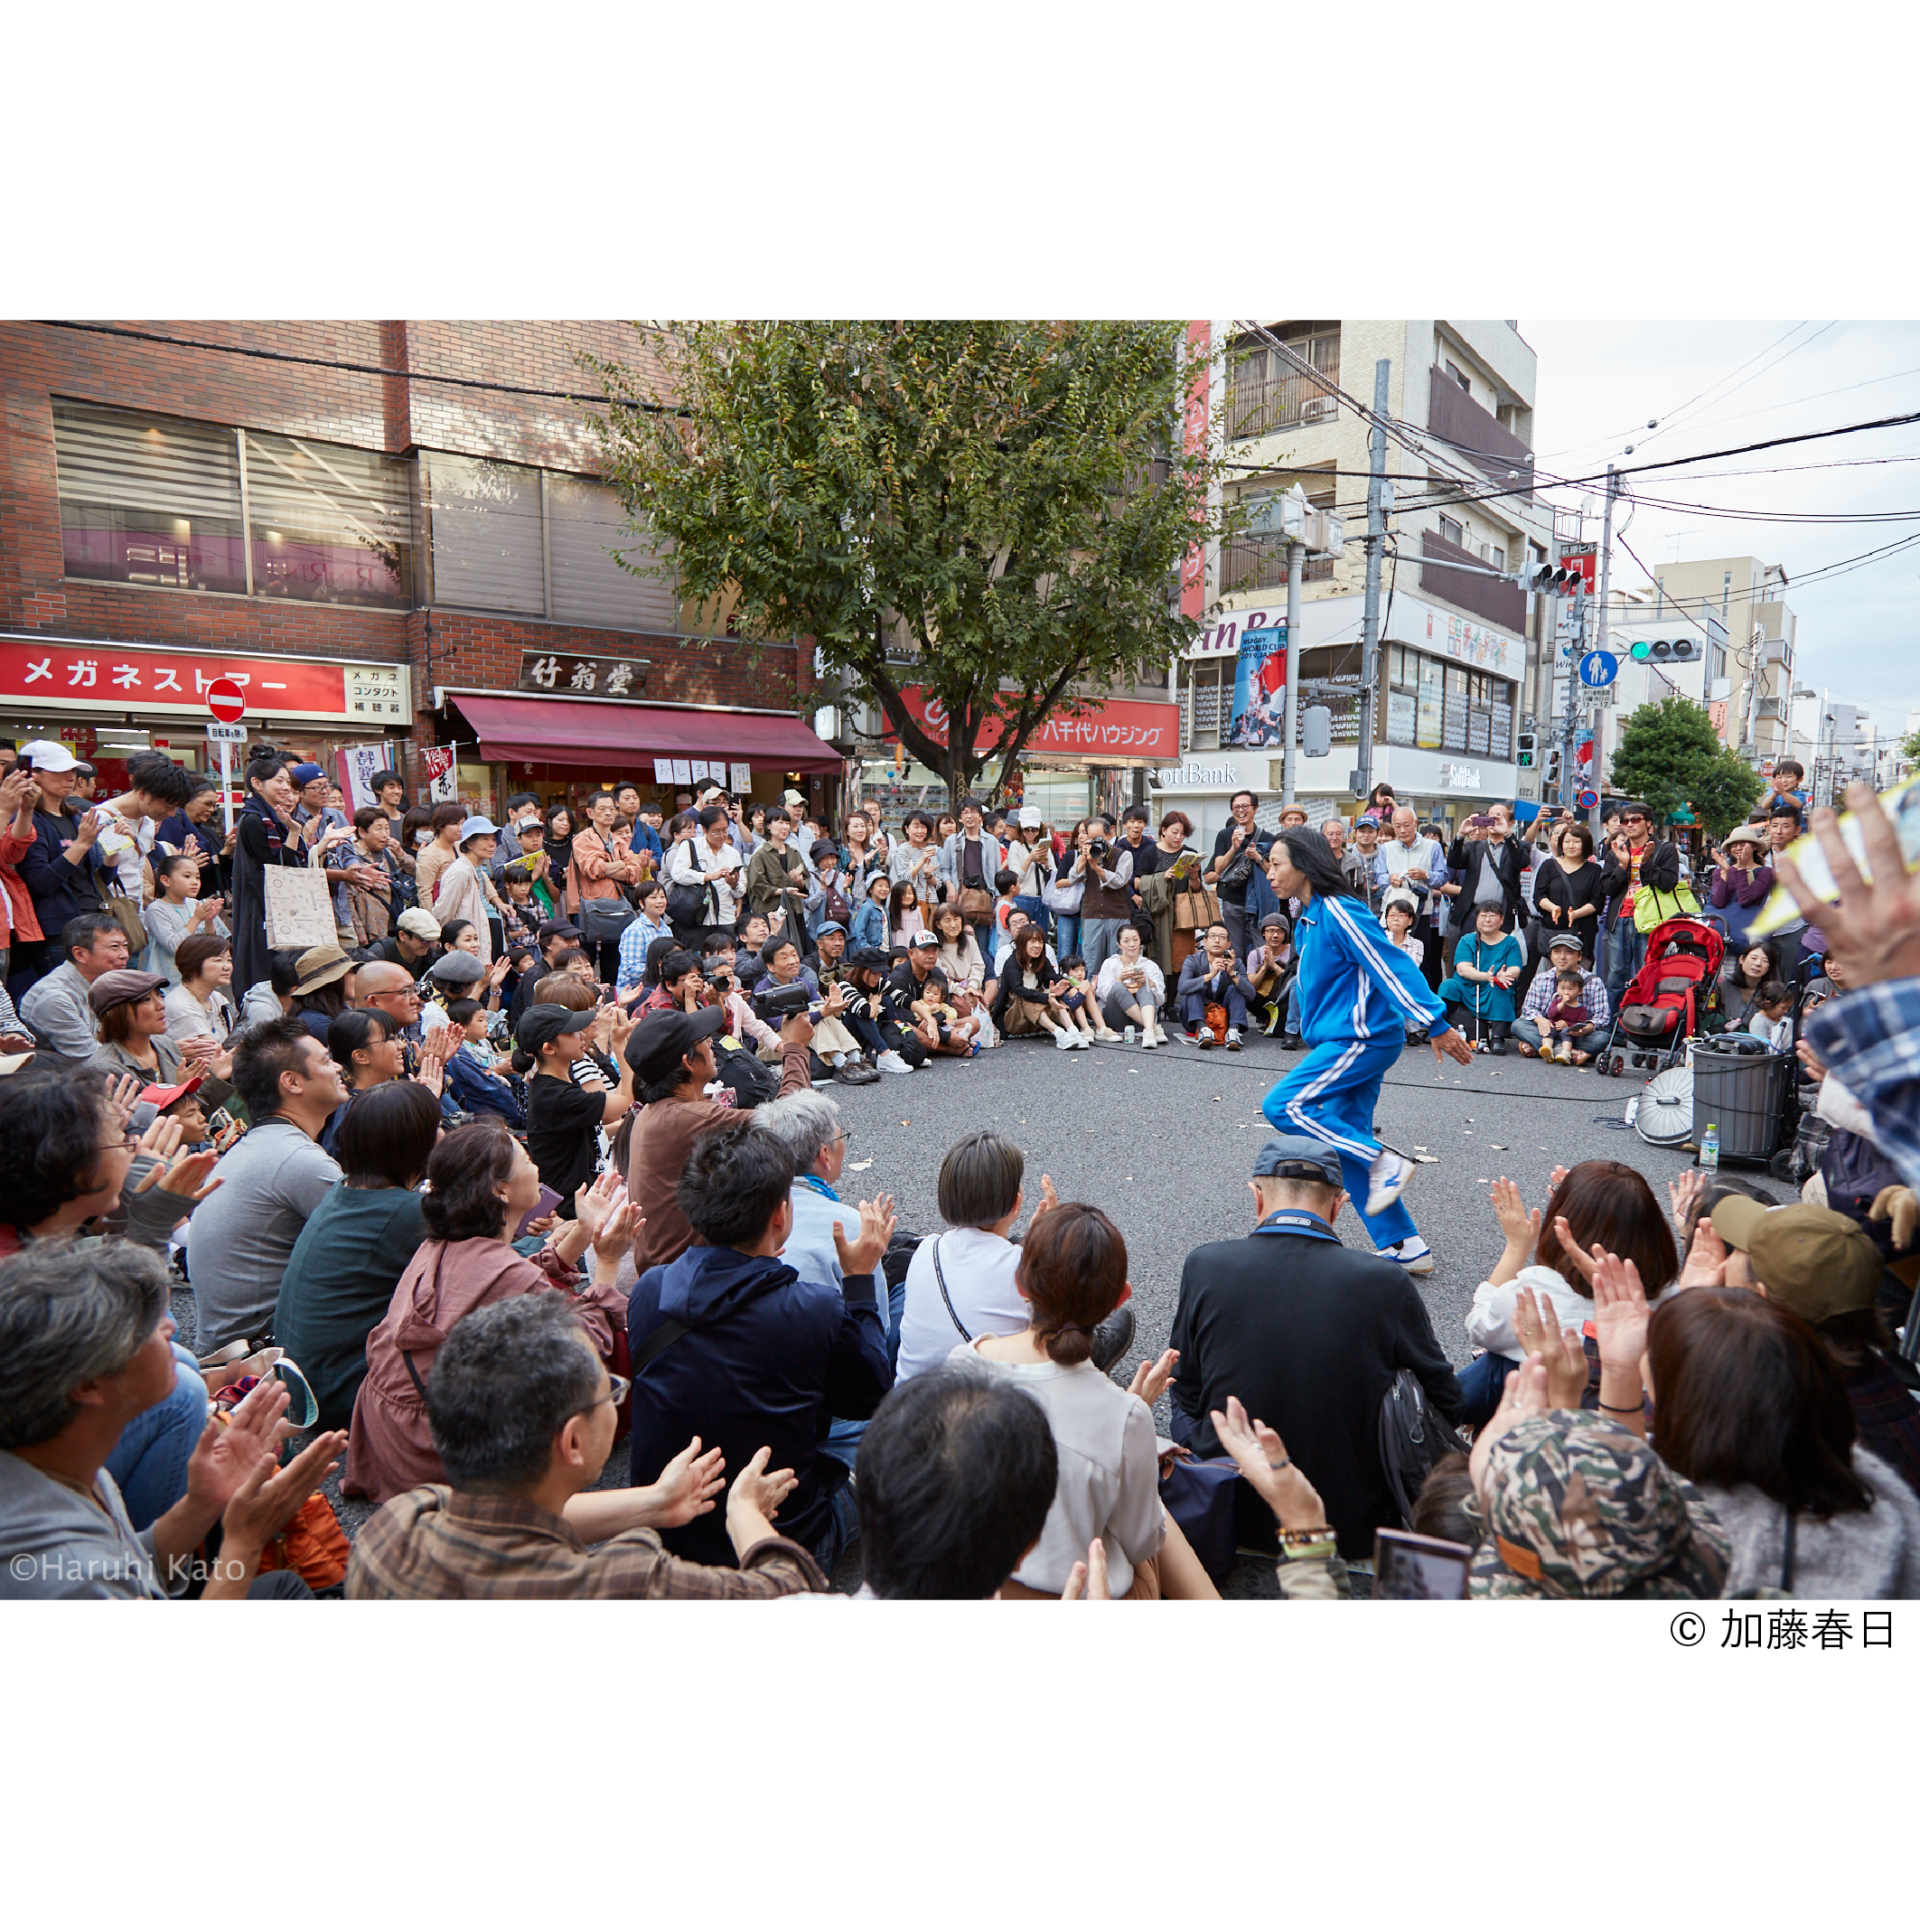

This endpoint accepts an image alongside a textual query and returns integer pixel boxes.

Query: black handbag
[1159,1453,1242,1586]
[579,895,636,946]
[1378,1368,1468,1527]
[712,1036,780,1107]
[665,880,709,922]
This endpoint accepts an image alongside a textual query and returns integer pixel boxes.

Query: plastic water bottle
[1699,1123,1720,1174]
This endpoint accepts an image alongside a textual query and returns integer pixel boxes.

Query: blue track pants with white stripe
[1261,1035,1415,1248]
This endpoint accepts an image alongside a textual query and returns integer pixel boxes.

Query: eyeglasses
[833,1129,854,1147]
[593,1373,631,1411]
[370,987,422,1003]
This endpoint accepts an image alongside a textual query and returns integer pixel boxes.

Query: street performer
[1259,828,1472,1275]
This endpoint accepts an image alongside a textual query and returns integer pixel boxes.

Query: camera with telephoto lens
[758,980,820,1018]
[1087,837,1109,862]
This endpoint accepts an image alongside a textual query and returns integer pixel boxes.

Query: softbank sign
[1181,609,1279,660]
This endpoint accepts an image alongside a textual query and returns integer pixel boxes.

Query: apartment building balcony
[1427,366,1535,497]
[1419,529,1527,634]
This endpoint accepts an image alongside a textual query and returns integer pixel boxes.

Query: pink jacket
[343,1235,622,1504]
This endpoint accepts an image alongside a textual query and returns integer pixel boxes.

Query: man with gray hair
[0,1240,345,1598]
[1167,1136,1464,1563]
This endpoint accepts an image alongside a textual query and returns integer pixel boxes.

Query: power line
[35,320,676,413]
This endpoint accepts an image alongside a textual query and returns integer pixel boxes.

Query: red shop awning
[445,693,846,774]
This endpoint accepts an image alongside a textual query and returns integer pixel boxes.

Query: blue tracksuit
[1261,890,1451,1249]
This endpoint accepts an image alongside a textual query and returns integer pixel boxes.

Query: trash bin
[1690,1036,1794,1163]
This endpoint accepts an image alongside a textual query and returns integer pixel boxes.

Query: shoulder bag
[930,1235,973,1342]
[1378,1368,1469,1527]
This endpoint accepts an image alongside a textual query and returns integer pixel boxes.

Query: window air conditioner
[1300,397,1338,425]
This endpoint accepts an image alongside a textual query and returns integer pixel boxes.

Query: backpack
[1378,1368,1469,1527]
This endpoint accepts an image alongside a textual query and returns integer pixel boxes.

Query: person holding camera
[1074,814,1138,978]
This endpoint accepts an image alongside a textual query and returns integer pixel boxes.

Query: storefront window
[1416,652,1443,750]
[1442,665,1469,752]
[246,430,413,608]
[53,401,248,595]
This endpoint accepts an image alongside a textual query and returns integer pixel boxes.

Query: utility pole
[1585,464,1620,835]
[1355,358,1390,803]
[1282,532,1304,804]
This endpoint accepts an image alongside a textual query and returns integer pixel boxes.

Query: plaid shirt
[1845,1351,1920,1501]
[1807,979,1920,1196]
[616,912,674,993]
[1520,967,1610,1029]
[345,1487,829,1600]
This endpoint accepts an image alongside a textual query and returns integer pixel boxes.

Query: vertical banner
[1227,626,1288,747]
[423,745,458,802]
[336,742,395,814]
[1180,319,1211,620]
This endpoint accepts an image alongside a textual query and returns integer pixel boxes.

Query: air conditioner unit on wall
[1301,397,1338,425]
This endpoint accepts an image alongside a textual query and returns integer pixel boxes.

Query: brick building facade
[0,320,835,814]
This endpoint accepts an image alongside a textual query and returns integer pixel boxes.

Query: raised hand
[216,1430,349,1572]
[1676,1216,1730,1290]
[73,807,104,849]
[1868,1184,1918,1253]
[1060,1537,1110,1601]
[101,1073,145,1131]
[1513,1287,1586,1410]
[1549,1213,1600,1283]
[592,1198,643,1268]
[833,1192,897,1278]
[728,1445,797,1523]
[137,1146,223,1203]
[1668,1167,1708,1241]
[1032,1172,1060,1220]
[1773,779,1920,987]
[573,1169,627,1243]
[1488,1176,1540,1256]
[1209,1394,1328,1531]
[132,1111,184,1166]
[644,1436,726,1530]
[1125,1347,1178,1406]
[1589,1250,1651,1382]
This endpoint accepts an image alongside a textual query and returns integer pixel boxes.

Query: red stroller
[1598,915,1726,1078]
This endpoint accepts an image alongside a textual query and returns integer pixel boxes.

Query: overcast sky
[1521,320,1920,741]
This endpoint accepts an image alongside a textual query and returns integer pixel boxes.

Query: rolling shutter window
[245,429,413,608]
[427,451,546,616]
[546,474,678,633]
[52,399,247,594]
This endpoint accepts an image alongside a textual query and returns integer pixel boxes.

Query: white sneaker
[1142,1027,1161,1049]
[1053,1025,1077,1050]
[875,1050,914,1075]
[1378,1236,1435,1275]
[1366,1150,1416,1216]
[1225,1027,1242,1051]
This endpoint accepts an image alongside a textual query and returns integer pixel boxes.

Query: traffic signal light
[1302,705,1332,757]
[1522,560,1579,595]
[1629,636,1697,662]
[1517,731,1537,770]
[1630,640,1652,661]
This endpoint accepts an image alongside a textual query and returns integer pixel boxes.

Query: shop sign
[518,651,650,698]
[0,636,408,724]
[1180,607,1282,661]
[1152,756,1261,790]
[1438,762,1483,790]
[1426,608,1520,681]
[889,687,1179,759]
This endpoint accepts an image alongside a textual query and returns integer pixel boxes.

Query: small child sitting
[1440,904,1523,1053]
[1381,891,1428,1044]
[913,973,980,1053]
[1747,979,1796,1052]
[1054,954,1112,1042]
[1540,973,1591,1063]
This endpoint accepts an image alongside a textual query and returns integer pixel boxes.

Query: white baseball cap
[458,814,499,843]
[20,739,79,773]
[1019,806,1044,829]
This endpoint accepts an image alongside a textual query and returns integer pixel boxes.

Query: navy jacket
[20,806,98,948]
[628,1242,889,1565]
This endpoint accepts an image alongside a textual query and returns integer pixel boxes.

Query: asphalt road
[182,1026,1791,1598]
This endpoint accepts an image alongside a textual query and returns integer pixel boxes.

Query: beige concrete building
[1163,319,1554,839]
[1648,555,1796,764]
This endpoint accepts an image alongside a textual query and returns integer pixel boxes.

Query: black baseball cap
[1252,1135,1344,1187]
[539,919,581,942]
[846,944,893,970]
[625,1005,725,1081]
[516,1004,597,1052]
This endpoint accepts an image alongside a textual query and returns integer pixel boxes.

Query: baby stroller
[1598,915,1726,1079]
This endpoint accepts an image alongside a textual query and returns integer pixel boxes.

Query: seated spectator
[623,1003,814,1275]
[731,914,772,992]
[421,948,498,1033]
[275,1080,439,1437]
[895,1131,1131,1384]
[238,948,302,1032]
[1439,902,1524,1052]
[1698,1195,1920,1499]
[1513,932,1609,1063]
[512,1002,635,1219]
[950,1202,1218,1599]
[626,1124,894,1570]
[1467,1390,1731,1601]
[442,996,524,1124]
[890,931,974,1059]
[0,1239,346,1598]
[1458,1160,1678,1426]
[751,932,861,1074]
[994,922,1078,1048]
[347,1293,827,1599]
[289,942,353,1042]
[1093,923,1167,1047]
[1244,912,1292,1037]
[344,1128,629,1504]
[143,852,228,987]
[364,906,442,981]
[163,932,239,1077]
[1176,921,1253,1050]
[1648,1286,1920,1597]
[804,843,855,945]
[931,902,991,1027]
[185,1015,346,1352]
[1747,980,1796,1050]
[20,912,130,1060]
[1717,937,1781,1032]
[88,970,183,1089]
[1168,1136,1464,1560]
[853,1368,1061,1599]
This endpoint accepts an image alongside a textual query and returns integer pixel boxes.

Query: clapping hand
[1209,1394,1328,1530]
[101,1073,145,1131]
[1487,1176,1539,1257]
[1589,1250,1651,1384]
[1512,1287,1586,1409]
[1125,1347,1178,1406]
[1668,1167,1708,1241]
[728,1445,797,1525]
[572,1169,628,1244]
[135,1144,223,1204]
[644,1436,726,1530]
[1031,1172,1059,1221]
[832,1193,897,1278]
[1869,1184,1918,1253]
[1675,1216,1731,1290]
[592,1196,644,1268]
[1060,1538,1110,1601]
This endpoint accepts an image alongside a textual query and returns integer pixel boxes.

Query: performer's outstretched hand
[1431,1026,1474,1067]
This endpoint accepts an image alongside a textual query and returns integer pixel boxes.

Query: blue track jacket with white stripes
[1294,890,1451,1046]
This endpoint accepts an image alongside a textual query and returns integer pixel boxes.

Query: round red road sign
[205,678,246,724]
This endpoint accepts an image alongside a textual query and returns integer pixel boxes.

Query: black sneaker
[1089,1306,1136,1376]
[1280,1032,1301,1051]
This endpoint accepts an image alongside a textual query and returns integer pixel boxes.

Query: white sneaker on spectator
[1052,1025,1076,1050]
[875,1050,914,1074]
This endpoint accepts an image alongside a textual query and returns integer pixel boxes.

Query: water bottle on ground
[1699,1122,1719,1173]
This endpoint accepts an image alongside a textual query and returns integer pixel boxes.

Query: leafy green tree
[583,321,1249,804]
[1608,695,1763,836]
